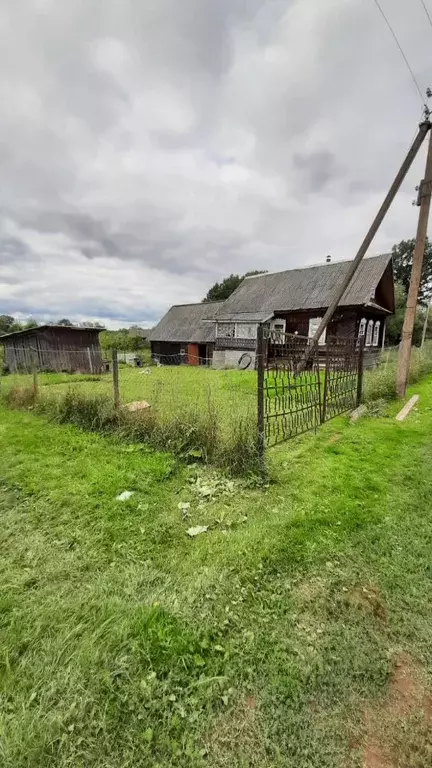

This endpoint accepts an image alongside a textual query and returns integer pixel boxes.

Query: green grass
[1,365,260,473]
[1,375,432,766]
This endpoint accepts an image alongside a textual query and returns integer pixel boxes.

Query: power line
[419,0,432,32]
[372,0,425,106]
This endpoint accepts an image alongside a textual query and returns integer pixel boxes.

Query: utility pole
[397,127,432,397]
[308,120,431,351]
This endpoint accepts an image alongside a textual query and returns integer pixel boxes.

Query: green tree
[0,315,15,334]
[203,270,267,302]
[391,238,432,305]
[57,318,73,326]
[386,282,425,346]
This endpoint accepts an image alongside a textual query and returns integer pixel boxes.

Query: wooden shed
[149,302,224,365]
[1,325,105,374]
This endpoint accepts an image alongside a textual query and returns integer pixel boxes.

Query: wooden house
[210,254,394,368]
[1,325,105,374]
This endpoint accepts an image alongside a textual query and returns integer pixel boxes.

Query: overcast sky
[0,0,431,328]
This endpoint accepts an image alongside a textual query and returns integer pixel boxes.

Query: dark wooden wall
[4,328,103,373]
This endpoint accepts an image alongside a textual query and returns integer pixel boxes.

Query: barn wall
[3,328,103,373]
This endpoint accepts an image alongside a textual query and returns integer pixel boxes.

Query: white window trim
[372,320,380,347]
[358,317,367,338]
[308,316,326,345]
[365,319,374,347]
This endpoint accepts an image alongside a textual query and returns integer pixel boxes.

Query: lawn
[1,375,432,767]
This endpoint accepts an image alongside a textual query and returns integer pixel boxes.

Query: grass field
[1,374,432,767]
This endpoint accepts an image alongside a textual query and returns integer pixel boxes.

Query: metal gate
[257,328,364,449]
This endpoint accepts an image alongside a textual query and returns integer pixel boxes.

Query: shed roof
[214,254,393,322]
[149,302,224,343]
[0,324,104,341]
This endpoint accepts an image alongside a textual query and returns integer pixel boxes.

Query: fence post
[257,324,265,462]
[321,344,330,423]
[356,337,365,406]
[112,349,120,408]
[30,347,39,399]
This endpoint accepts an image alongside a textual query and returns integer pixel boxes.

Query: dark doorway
[198,344,208,365]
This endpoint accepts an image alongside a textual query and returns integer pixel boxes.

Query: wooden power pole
[397,127,432,397]
[308,121,431,350]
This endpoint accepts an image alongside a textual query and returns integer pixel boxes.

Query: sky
[0,0,431,329]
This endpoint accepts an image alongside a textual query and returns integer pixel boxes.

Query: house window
[308,317,326,345]
[218,322,235,338]
[236,323,257,339]
[270,318,286,343]
[365,319,374,346]
[358,317,367,338]
[373,320,380,347]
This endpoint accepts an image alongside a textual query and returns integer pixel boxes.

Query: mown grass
[1,375,432,766]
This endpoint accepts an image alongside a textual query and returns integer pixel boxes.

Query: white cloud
[0,0,431,327]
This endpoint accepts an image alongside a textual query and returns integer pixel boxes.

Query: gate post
[356,337,365,406]
[257,324,265,461]
[321,343,330,423]
[112,349,120,408]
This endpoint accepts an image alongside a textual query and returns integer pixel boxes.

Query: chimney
[326,254,331,264]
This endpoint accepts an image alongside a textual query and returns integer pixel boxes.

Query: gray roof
[0,324,104,341]
[149,302,224,343]
[215,254,393,321]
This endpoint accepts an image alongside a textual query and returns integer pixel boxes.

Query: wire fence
[2,340,432,472]
[0,345,259,472]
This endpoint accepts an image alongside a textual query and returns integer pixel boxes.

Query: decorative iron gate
[257,327,364,450]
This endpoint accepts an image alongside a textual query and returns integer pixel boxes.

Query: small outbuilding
[1,325,105,374]
[149,302,224,365]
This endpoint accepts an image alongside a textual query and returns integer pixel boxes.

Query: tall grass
[2,385,262,476]
[363,342,432,402]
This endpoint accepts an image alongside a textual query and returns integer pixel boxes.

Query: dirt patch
[346,584,387,623]
[328,433,342,444]
[363,742,394,768]
[359,652,431,768]
[205,696,270,768]
[388,652,423,717]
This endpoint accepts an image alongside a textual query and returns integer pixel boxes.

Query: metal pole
[420,302,430,348]
[112,349,120,408]
[356,338,365,406]
[397,127,432,397]
[31,347,38,399]
[309,121,431,351]
[257,325,265,462]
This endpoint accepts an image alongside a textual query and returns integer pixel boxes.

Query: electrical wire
[372,0,425,105]
[419,0,432,32]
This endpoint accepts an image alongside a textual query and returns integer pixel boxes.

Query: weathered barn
[210,254,394,368]
[149,302,224,364]
[1,325,105,373]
